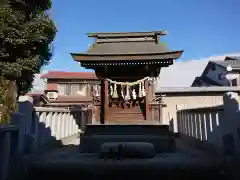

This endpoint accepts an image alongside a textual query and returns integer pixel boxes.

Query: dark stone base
[79,124,176,153]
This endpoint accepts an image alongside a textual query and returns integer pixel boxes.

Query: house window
[70,84,79,95]
[78,83,85,91]
[57,83,70,95]
[57,83,92,96]
[57,84,65,95]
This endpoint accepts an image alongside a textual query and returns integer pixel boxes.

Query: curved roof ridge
[87,31,168,38]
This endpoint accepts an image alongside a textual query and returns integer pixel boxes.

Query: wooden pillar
[145,79,154,121]
[159,103,163,124]
[100,78,108,124]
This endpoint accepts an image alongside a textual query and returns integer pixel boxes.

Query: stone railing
[176,92,240,159]
[33,107,89,151]
[0,100,93,180]
[0,124,18,180]
[16,104,92,154]
[177,106,223,145]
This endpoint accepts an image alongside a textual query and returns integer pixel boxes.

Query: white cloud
[29,74,46,93]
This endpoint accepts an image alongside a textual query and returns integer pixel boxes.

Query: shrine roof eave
[71,50,183,62]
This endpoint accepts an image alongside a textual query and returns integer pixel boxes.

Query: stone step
[79,134,176,154]
[83,124,171,136]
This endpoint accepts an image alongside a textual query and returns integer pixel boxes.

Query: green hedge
[0,77,17,125]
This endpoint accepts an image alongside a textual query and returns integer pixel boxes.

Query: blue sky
[44,0,240,72]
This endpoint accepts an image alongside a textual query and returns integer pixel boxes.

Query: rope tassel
[121,85,124,98]
[110,85,113,96]
[95,85,100,96]
[132,88,137,100]
[112,84,118,98]
[142,81,146,97]
[138,82,142,98]
[124,85,130,101]
[106,77,151,99]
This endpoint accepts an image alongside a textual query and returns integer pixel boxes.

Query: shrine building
[71,31,183,124]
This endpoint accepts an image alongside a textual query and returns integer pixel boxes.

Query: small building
[41,71,100,106]
[25,93,49,106]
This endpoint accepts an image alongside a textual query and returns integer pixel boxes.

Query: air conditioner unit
[47,92,56,100]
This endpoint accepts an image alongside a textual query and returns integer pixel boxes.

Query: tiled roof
[41,71,98,80]
[87,41,169,54]
[26,93,92,104]
[87,31,169,55]
[49,95,92,103]
[71,30,183,62]
[213,60,240,69]
[225,56,240,60]
[212,56,240,69]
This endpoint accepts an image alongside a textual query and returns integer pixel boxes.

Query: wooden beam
[100,80,105,124]
[145,75,154,121]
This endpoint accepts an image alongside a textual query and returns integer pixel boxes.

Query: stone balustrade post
[0,125,18,180]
